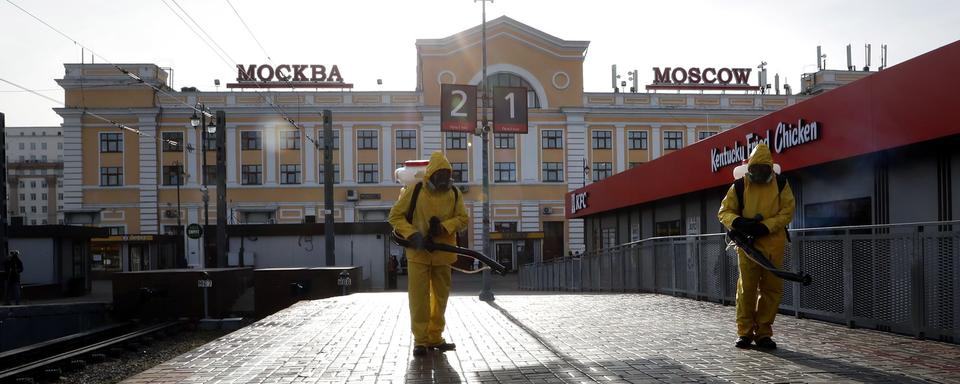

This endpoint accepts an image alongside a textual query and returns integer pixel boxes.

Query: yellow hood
[747,143,774,166]
[424,151,452,181]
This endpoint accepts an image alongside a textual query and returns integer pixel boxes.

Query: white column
[471,134,483,183]
[304,123,317,184]
[564,111,587,253]
[520,201,540,232]
[226,125,238,185]
[686,124,697,146]
[615,123,626,173]
[342,124,355,183]
[520,124,538,182]
[651,124,662,160]
[421,114,442,158]
[382,125,393,183]
[138,115,159,234]
[61,115,83,211]
[264,125,277,184]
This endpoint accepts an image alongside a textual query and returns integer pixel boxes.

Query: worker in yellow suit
[718,143,795,349]
[388,151,469,357]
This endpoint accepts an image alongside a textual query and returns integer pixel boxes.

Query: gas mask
[427,169,453,192]
[747,164,773,184]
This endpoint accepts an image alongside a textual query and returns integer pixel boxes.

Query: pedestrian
[388,151,469,357]
[718,143,795,349]
[4,250,24,305]
[387,255,399,290]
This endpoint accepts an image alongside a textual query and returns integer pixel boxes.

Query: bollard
[337,271,352,296]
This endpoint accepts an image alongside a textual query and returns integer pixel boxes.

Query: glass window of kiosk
[91,243,121,272]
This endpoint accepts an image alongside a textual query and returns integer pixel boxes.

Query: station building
[55,17,867,272]
[566,40,960,250]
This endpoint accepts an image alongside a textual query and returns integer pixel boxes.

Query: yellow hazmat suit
[388,151,469,347]
[718,144,795,340]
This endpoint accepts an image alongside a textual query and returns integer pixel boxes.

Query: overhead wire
[224,0,271,62]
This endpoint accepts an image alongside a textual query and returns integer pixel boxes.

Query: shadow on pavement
[763,347,930,383]
[406,351,463,383]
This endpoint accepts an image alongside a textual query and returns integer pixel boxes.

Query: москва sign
[227,64,353,89]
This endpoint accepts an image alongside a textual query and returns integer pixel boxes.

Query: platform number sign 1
[440,84,477,133]
[493,86,528,133]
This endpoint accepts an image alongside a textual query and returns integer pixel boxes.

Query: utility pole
[322,110,335,266]
[215,111,227,268]
[0,113,8,264]
[476,0,495,302]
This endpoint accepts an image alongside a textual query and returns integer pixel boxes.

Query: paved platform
[124,289,960,384]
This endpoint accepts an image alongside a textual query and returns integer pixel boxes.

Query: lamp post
[190,106,216,268]
[476,0,494,302]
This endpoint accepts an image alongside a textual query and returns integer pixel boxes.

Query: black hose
[727,230,813,286]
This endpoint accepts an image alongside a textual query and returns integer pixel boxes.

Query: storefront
[90,234,184,278]
[567,40,960,249]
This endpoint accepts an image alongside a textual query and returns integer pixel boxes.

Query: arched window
[480,72,541,109]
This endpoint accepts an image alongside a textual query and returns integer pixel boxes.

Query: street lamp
[191,104,214,268]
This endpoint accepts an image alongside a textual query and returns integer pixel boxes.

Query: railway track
[0,320,186,383]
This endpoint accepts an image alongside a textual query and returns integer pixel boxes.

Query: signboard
[570,192,588,214]
[186,223,204,239]
[710,119,822,172]
[493,86,528,133]
[227,64,353,89]
[646,66,758,91]
[198,279,213,288]
[440,84,478,133]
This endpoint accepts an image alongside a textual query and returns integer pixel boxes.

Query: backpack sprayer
[391,160,508,275]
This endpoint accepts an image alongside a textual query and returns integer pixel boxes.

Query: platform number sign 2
[440,84,477,133]
[493,86,528,133]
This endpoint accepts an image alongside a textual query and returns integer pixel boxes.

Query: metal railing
[520,221,959,343]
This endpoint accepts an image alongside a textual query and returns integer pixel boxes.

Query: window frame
[99,132,123,153]
[494,133,516,149]
[451,162,469,183]
[541,130,563,149]
[592,162,613,181]
[280,164,302,184]
[318,163,341,184]
[395,130,417,150]
[445,132,468,150]
[663,130,684,150]
[161,132,184,152]
[592,130,612,149]
[99,166,123,186]
[241,131,262,150]
[357,163,379,184]
[542,162,564,182]
[627,130,648,150]
[281,130,301,150]
[162,165,184,186]
[357,130,379,150]
[494,162,516,183]
[241,164,263,185]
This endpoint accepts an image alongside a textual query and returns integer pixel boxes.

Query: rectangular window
[494,222,518,232]
[593,162,613,181]
[542,162,564,182]
[357,163,379,183]
[30,143,36,150]
[698,131,717,141]
[18,194,24,200]
[58,142,63,150]
[396,130,417,150]
[100,167,123,186]
[162,165,184,186]
[241,165,263,185]
[100,133,122,153]
[663,131,684,150]
[30,181,36,188]
[58,193,63,200]
[19,207,24,214]
[30,193,36,201]
[162,132,184,152]
[204,131,217,151]
[41,142,47,150]
[281,130,301,150]
[317,130,340,150]
[629,162,644,169]
[241,131,262,150]
[451,162,469,183]
[204,165,216,186]
[30,207,36,213]
[318,164,341,184]
[542,130,563,149]
[592,130,612,149]
[104,226,125,235]
[18,143,24,150]
[42,206,47,213]
[42,193,47,200]
[628,131,648,150]
[41,180,47,188]
[494,162,516,182]
[445,132,467,150]
[357,130,378,150]
[280,164,301,184]
[18,181,23,188]
[494,133,516,149]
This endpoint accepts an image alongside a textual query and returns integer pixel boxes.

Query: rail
[520,221,959,343]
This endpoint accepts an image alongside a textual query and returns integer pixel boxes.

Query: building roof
[9,225,109,239]
[566,39,960,219]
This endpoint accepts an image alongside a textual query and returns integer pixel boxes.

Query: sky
[1,0,958,127]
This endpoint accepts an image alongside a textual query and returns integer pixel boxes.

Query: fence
[519,221,959,343]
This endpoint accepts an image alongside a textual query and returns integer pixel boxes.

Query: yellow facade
[57,16,810,267]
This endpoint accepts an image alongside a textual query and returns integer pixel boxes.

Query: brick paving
[125,292,960,383]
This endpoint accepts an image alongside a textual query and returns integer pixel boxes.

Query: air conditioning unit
[542,207,553,215]
[346,189,359,201]
[458,185,469,193]
[164,209,178,218]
